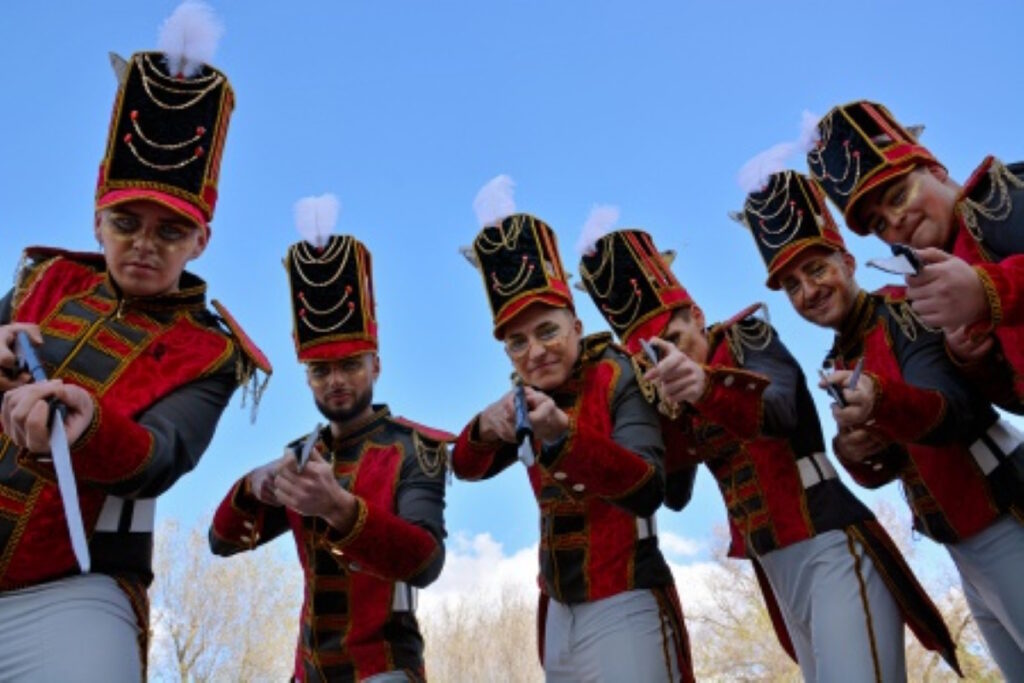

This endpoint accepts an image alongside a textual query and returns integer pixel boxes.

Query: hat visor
[97,189,209,236]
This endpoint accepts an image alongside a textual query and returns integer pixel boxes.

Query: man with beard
[577,222,958,682]
[451,176,693,682]
[743,168,1024,678]
[209,201,449,683]
[808,100,1024,413]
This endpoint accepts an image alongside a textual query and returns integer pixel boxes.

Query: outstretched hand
[274,450,359,531]
[820,369,876,429]
[477,391,517,444]
[905,248,989,329]
[522,386,569,443]
[1,379,95,453]
[0,323,42,392]
[643,337,707,406]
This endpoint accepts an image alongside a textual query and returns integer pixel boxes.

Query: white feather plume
[737,110,822,194]
[473,175,516,228]
[575,204,620,256]
[158,1,224,78]
[797,110,821,152]
[294,194,341,249]
[737,142,794,194]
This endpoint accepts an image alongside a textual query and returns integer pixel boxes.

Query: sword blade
[49,416,91,573]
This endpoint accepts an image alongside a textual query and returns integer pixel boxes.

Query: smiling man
[210,226,449,683]
[579,225,957,682]
[749,168,1024,678]
[0,5,270,681]
[452,179,692,682]
[808,100,1024,413]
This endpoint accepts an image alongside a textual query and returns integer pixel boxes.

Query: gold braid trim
[957,158,1024,245]
[845,530,883,683]
[411,430,450,480]
[11,254,59,315]
[973,265,1003,332]
[884,298,934,341]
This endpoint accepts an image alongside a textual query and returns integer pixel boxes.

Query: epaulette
[715,302,772,364]
[957,156,1024,248]
[875,286,932,341]
[211,300,273,422]
[580,331,616,363]
[12,247,104,312]
[390,416,453,479]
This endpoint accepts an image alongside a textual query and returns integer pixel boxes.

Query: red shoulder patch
[722,301,765,329]
[959,156,996,198]
[210,300,272,374]
[392,416,455,443]
[22,246,106,268]
[873,285,907,301]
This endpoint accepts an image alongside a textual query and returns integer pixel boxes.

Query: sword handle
[15,331,68,421]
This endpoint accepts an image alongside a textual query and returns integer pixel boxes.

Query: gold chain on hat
[292,238,354,289]
[129,113,205,151]
[298,289,350,317]
[579,242,617,299]
[299,305,356,333]
[123,138,203,171]
[808,117,862,196]
[475,216,525,254]
[143,54,220,84]
[137,55,224,111]
[601,284,642,330]
[489,255,534,296]
[745,175,793,220]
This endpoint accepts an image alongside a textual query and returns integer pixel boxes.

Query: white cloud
[421,529,712,618]
[659,531,703,559]
[421,532,538,615]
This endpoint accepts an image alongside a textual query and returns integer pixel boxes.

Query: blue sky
[3,1,1023,573]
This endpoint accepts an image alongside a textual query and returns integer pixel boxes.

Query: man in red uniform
[452,177,692,682]
[752,166,1024,677]
[210,211,448,683]
[578,223,958,681]
[0,4,270,681]
[808,100,1024,413]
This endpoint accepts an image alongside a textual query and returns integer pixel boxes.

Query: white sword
[15,332,91,573]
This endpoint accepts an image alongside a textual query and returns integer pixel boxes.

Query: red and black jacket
[0,248,266,592]
[210,407,448,683]
[827,288,1024,544]
[452,333,672,604]
[947,157,1024,413]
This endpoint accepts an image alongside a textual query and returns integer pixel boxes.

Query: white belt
[637,515,657,540]
[393,581,418,612]
[969,419,1024,475]
[94,496,156,533]
[796,452,837,489]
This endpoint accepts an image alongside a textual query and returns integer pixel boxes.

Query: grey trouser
[363,673,412,682]
[947,514,1024,682]
[757,529,906,682]
[543,589,681,682]
[0,573,141,683]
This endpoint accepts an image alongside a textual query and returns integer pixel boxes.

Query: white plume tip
[158,1,224,78]
[294,194,341,249]
[575,204,621,256]
[473,175,516,228]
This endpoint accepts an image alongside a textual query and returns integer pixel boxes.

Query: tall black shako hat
[461,175,573,339]
[285,194,378,362]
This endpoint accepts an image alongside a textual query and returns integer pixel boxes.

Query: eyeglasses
[102,212,199,251]
[306,359,368,386]
[504,322,570,359]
